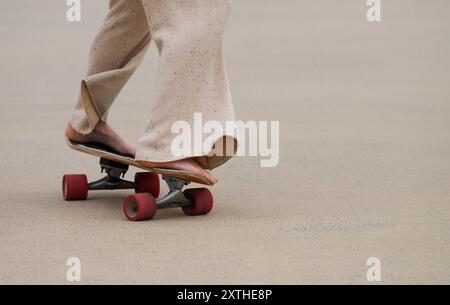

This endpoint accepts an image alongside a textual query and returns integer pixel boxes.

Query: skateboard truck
[88,159,134,190]
[88,158,191,209]
[158,176,191,209]
[88,158,196,209]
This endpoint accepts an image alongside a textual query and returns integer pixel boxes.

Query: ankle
[93,121,110,136]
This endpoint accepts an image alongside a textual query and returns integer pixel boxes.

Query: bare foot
[138,159,219,185]
[65,121,136,156]
[66,122,217,184]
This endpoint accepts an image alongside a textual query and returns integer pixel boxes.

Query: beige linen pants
[70,0,237,170]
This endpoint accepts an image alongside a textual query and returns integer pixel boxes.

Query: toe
[200,168,218,185]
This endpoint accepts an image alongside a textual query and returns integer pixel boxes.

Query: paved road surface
[0,0,449,284]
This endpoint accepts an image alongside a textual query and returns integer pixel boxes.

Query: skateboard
[63,138,214,221]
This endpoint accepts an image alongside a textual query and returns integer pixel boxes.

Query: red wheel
[182,188,213,216]
[135,172,160,197]
[62,174,88,201]
[123,193,157,221]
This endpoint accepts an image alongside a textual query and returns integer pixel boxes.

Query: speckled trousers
[70,0,236,169]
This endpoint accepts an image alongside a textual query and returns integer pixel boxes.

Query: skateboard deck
[66,138,212,185]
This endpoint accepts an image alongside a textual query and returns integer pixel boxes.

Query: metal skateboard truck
[89,158,192,210]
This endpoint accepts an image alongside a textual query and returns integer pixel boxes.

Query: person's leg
[67,0,151,155]
[68,0,233,184]
[135,0,237,184]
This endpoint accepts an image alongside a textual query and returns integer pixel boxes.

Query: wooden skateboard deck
[66,138,212,186]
